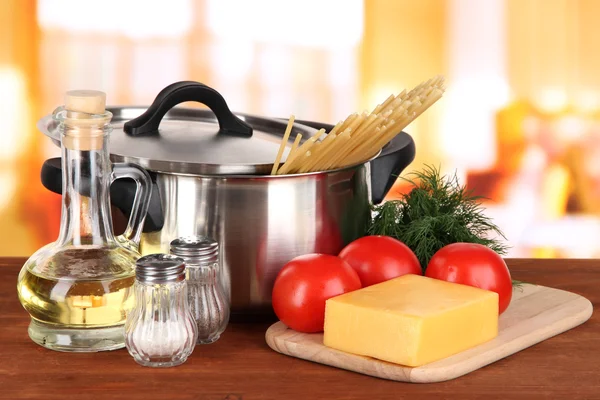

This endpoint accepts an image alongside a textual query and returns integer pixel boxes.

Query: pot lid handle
[123,81,253,137]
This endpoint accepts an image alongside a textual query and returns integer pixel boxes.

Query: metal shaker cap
[135,253,186,283]
[170,236,219,264]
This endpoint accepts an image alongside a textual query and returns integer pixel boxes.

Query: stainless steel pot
[39,81,416,321]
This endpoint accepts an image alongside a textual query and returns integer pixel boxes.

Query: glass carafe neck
[56,109,116,247]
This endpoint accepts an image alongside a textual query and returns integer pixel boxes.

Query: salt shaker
[125,254,198,367]
[170,236,230,344]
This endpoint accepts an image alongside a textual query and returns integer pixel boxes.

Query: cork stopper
[65,90,106,115]
[61,90,110,151]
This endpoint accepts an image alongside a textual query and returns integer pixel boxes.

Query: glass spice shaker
[170,236,230,344]
[125,254,198,367]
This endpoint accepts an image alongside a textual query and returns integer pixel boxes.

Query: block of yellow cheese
[323,274,499,367]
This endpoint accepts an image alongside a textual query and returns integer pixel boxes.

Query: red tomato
[426,243,512,314]
[272,254,362,333]
[338,235,422,287]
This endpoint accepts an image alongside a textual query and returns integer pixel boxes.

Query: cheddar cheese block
[323,274,499,367]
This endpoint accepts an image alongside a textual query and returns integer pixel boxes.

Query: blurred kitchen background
[2,0,600,258]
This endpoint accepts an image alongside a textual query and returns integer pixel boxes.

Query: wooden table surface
[1,257,598,400]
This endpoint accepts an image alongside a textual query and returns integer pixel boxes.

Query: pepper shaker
[125,254,198,367]
[170,236,230,344]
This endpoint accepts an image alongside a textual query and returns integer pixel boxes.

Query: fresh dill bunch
[368,165,509,272]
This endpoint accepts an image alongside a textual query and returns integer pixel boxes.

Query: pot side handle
[123,81,253,137]
[289,119,416,204]
[369,132,416,204]
[40,158,165,232]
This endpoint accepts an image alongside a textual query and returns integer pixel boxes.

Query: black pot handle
[41,158,165,233]
[123,81,253,137]
[369,132,415,203]
[289,119,415,204]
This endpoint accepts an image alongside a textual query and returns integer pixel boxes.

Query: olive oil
[18,263,134,327]
[17,245,139,351]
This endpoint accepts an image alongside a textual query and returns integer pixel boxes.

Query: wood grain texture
[1,258,599,400]
[265,284,593,383]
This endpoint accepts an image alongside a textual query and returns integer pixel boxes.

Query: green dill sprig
[511,280,527,290]
[368,165,509,272]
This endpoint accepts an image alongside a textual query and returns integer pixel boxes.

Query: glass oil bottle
[17,90,152,352]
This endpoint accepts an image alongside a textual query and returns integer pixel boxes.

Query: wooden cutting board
[265,283,593,383]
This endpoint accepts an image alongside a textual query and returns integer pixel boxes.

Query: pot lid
[38,81,318,175]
